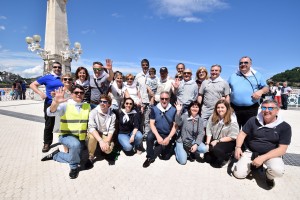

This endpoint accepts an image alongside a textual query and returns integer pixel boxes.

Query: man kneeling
[42,85,90,179]
[233,100,292,189]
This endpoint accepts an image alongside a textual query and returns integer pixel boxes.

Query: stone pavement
[0,100,299,200]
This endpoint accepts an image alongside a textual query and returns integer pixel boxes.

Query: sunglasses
[175,75,183,79]
[99,100,108,104]
[63,78,73,81]
[183,72,192,75]
[261,106,276,111]
[127,78,134,81]
[239,61,249,65]
[93,68,103,72]
[53,66,62,69]
[74,91,84,95]
[160,98,169,101]
[125,102,133,105]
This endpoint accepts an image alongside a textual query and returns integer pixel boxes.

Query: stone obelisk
[44,0,71,75]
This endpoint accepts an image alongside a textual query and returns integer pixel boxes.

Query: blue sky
[0,0,299,80]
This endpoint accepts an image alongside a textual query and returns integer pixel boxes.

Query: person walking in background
[20,80,26,100]
[274,82,282,107]
[280,81,292,110]
[228,56,269,128]
[30,61,63,153]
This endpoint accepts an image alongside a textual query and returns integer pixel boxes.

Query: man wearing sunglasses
[85,94,116,168]
[233,99,291,189]
[228,56,269,128]
[89,60,114,108]
[173,69,198,114]
[42,85,91,179]
[143,91,177,168]
[30,61,64,153]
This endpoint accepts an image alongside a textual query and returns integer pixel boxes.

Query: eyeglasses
[160,98,169,101]
[239,61,249,65]
[63,78,73,81]
[261,106,276,111]
[53,66,62,69]
[125,102,133,105]
[74,91,84,95]
[93,68,103,72]
[175,75,183,79]
[127,78,134,81]
[183,72,192,75]
[99,100,108,104]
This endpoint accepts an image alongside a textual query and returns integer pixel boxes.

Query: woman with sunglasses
[118,97,143,154]
[124,74,142,110]
[74,66,90,103]
[174,101,207,165]
[109,71,130,110]
[204,99,239,168]
[195,66,209,89]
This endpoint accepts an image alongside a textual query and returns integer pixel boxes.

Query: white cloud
[22,65,43,78]
[0,16,7,20]
[179,17,203,23]
[0,26,5,31]
[111,13,122,18]
[151,0,228,19]
[81,29,96,34]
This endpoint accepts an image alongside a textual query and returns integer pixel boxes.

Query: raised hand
[174,100,183,112]
[53,87,68,104]
[104,59,113,71]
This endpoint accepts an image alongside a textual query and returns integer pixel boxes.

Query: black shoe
[69,168,79,179]
[143,158,155,168]
[188,153,196,162]
[42,144,50,153]
[84,159,94,169]
[266,176,275,189]
[41,149,59,161]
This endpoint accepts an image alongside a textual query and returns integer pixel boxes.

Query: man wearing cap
[154,67,174,104]
[89,59,114,108]
[173,68,198,113]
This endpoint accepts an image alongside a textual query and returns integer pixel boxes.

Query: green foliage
[270,67,300,86]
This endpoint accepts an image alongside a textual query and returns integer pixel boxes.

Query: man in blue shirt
[30,61,63,152]
[228,56,269,128]
[143,91,177,168]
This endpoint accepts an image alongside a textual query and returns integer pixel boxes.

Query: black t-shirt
[242,116,291,155]
[118,111,140,134]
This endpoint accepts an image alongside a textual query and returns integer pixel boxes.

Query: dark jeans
[281,94,288,110]
[21,91,26,100]
[43,103,55,145]
[231,103,259,129]
[146,131,174,160]
[206,141,235,163]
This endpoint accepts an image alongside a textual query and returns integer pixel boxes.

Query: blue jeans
[53,135,82,169]
[118,131,143,152]
[174,141,207,165]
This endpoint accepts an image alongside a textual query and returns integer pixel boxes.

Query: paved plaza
[0,100,299,199]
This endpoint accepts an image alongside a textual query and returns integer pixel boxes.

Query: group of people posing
[30,56,292,190]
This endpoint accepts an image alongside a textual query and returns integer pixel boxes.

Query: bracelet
[205,142,209,145]
[235,146,241,149]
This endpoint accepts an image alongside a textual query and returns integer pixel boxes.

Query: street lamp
[61,39,82,62]
[25,34,50,60]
